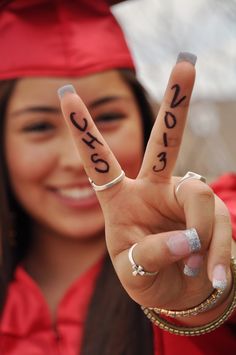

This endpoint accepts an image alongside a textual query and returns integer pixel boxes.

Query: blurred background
[112,0,236,181]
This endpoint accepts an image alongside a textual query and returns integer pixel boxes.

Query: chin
[50,220,105,241]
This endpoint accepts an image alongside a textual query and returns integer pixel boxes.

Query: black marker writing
[91,153,110,173]
[163,133,168,147]
[82,132,103,150]
[153,152,167,172]
[152,83,187,173]
[164,111,177,129]
[170,84,186,108]
[69,111,110,174]
[70,112,88,132]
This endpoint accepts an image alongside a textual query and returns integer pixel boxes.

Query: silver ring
[89,170,125,192]
[175,171,206,194]
[128,243,158,276]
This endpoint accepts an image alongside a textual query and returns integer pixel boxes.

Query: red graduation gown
[1,174,236,354]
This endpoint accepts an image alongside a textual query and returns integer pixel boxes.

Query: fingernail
[176,52,197,66]
[212,264,227,290]
[167,228,201,256]
[57,84,76,99]
[185,228,201,252]
[184,254,203,277]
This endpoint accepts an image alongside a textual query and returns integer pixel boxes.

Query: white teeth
[58,187,95,199]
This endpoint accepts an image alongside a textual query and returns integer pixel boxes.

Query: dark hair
[0,70,155,354]
[0,79,24,308]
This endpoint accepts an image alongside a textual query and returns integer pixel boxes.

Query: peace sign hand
[58,53,232,318]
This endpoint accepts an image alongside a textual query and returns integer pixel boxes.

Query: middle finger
[139,52,196,182]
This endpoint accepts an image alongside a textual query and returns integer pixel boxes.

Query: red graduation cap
[0,0,134,79]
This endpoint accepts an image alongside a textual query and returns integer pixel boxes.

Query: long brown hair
[0,79,24,308]
[0,70,155,354]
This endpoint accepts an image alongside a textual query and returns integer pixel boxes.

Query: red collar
[211,173,236,240]
[0,259,102,336]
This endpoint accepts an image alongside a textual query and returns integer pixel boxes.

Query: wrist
[178,271,233,326]
[142,257,236,336]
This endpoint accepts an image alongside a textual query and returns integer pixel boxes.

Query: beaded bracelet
[141,257,236,336]
[149,287,224,318]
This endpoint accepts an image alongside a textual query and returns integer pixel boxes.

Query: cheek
[6,139,57,185]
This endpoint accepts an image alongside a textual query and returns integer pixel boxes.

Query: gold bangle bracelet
[141,257,236,336]
[149,288,224,318]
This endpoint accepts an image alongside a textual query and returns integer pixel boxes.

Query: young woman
[0,0,235,354]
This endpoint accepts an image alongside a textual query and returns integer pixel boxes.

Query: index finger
[139,52,196,181]
[57,86,122,191]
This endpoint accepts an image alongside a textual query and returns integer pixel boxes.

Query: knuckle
[166,136,181,148]
[182,181,214,201]
[193,186,214,202]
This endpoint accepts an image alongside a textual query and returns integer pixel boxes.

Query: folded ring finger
[174,178,215,251]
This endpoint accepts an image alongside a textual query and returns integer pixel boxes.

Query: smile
[49,185,99,209]
[57,186,95,199]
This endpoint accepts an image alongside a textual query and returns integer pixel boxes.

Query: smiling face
[4,70,144,240]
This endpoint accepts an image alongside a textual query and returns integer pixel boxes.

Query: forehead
[7,70,133,113]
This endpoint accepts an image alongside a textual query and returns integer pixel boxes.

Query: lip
[47,185,100,209]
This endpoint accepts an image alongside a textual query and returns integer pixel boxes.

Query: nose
[59,133,84,172]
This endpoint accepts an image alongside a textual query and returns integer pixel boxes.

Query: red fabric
[0,261,102,355]
[1,259,235,355]
[153,320,236,355]
[1,174,236,354]
[211,173,236,241]
[0,0,134,80]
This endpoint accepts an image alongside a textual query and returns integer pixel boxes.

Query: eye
[22,121,55,133]
[95,112,126,123]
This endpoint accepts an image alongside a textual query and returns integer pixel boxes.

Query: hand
[58,58,232,317]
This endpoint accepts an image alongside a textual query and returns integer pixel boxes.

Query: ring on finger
[89,170,125,192]
[128,243,158,276]
[175,171,206,195]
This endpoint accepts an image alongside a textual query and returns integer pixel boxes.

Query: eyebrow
[11,106,60,117]
[10,95,128,117]
[88,95,128,109]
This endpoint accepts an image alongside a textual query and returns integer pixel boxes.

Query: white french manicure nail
[167,228,201,256]
[176,52,197,66]
[184,254,203,277]
[184,265,200,277]
[184,228,201,252]
[212,264,227,290]
[57,84,76,99]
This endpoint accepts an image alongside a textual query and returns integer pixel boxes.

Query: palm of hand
[103,177,210,310]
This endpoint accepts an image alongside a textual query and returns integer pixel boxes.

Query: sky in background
[112,0,236,101]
